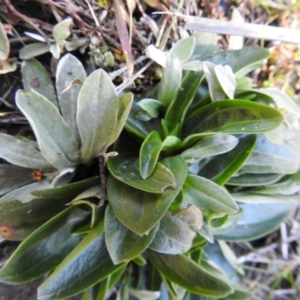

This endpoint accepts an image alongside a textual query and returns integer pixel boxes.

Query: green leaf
[149,211,196,254]
[204,243,246,290]
[0,164,34,196]
[108,93,133,146]
[129,288,160,300]
[0,133,51,169]
[105,205,159,264]
[227,173,283,186]
[19,42,50,59]
[136,99,163,120]
[31,177,99,200]
[107,156,188,235]
[0,207,87,284]
[56,53,87,145]
[77,69,119,163]
[196,134,256,185]
[259,88,300,114]
[148,250,233,297]
[161,136,182,152]
[190,32,219,60]
[125,101,162,139]
[165,71,203,129]
[215,201,298,241]
[181,134,238,164]
[0,180,52,203]
[203,62,236,101]
[182,175,238,214]
[158,53,182,106]
[72,185,101,201]
[0,192,76,241]
[16,90,80,170]
[0,22,9,60]
[145,44,166,67]
[202,47,270,77]
[170,37,195,63]
[252,179,300,196]
[49,42,60,59]
[38,218,125,300]
[108,153,175,193]
[21,58,58,107]
[139,131,163,179]
[184,100,283,137]
[53,18,72,43]
[237,134,300,175]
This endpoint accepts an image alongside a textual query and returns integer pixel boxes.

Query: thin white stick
[183,16,300,44]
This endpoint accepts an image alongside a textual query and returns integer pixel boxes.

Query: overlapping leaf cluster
[0,32,299,300]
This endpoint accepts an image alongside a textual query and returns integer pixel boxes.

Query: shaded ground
[0,0,300,299]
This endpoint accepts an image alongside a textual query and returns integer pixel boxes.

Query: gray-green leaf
[105,205,159,264]
[56,54,87,144]
[16,90,80,170]
[22,59,58,107]
[0,133,51,169]
[77,69,119,163]
[182,175,238,214]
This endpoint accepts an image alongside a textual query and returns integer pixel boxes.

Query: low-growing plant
[0,32,300,299]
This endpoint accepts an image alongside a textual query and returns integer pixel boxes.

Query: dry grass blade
[113,0,134,78]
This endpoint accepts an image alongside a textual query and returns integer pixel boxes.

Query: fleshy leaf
[21,58,58,107]
[196,134,256,185]
[31,177,99,200]
[38,217,125,300]
[108,153,175,193]
[139,131,163,179]
[0,180,52,203]
[136,99,163,120]
[170,37,195,63]
[108,93,133,146]
[107,156,188,235]
[125,101,162,139]
[145,45,166,67]
[148,250,233,297]
[0,207,87,284]
[182,175,238,214]
[49,43,60,59]
[0,164,34,196]
[53,18,72,44]
[184,100,283,137]
[215,200,298,241]
[105,204,159,264]
[181,134,238,164]
[77,69,119,163]
[203,62,236,101]
[56,54,87,144]
[0,133,51,169]
[258,88,300,114]
[16,90,80,170]
[157,53,182,107]
[165,71,203,129]
[227,173,283,187]
[149,211,196,254]
[19,43,50,60]
[237,134,300,175]
[190,32,219,60]
[0,191,75,241]
[202,47,270,77]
